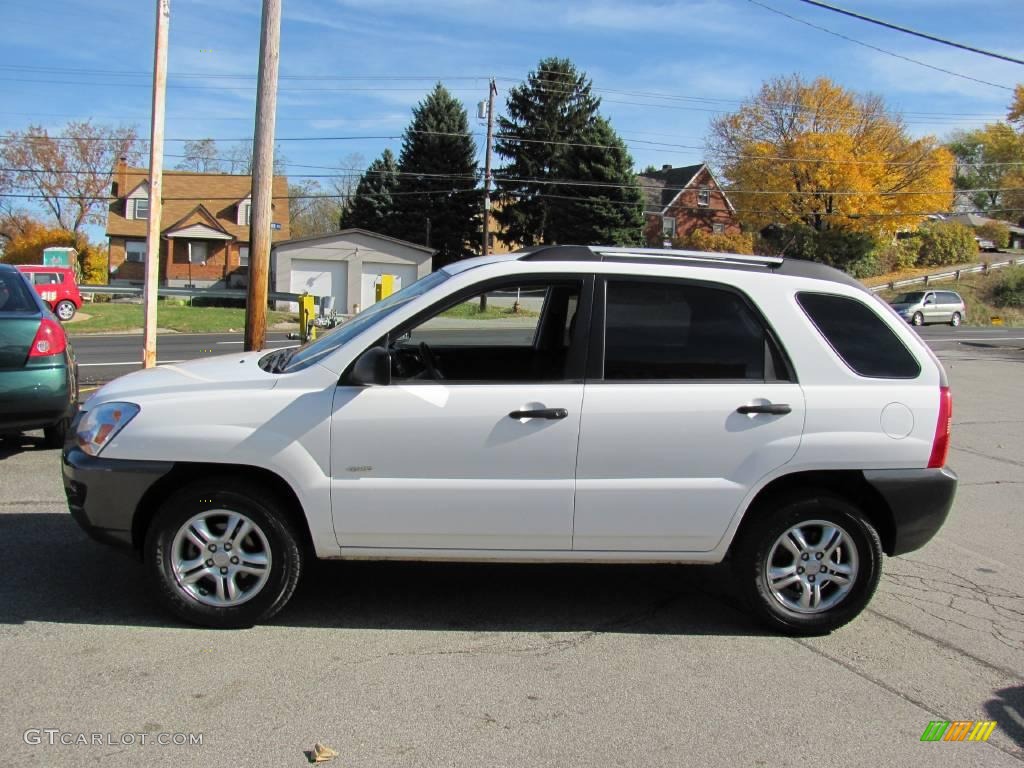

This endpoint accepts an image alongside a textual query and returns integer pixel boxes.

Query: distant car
[16,265,82,321]
[0,264,78,447]
[889,290,966,327]
[975,237,997,252]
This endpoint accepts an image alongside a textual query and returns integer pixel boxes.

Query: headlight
[75,402,140,456]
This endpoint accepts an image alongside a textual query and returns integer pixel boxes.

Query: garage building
[272,229,435,313]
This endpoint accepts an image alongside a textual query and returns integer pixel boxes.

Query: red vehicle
[16,265,82,322]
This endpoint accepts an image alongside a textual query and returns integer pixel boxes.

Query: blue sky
[2,0,1023,200]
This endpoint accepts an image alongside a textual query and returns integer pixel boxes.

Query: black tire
[732,491,883,636]
[43,418,69,449]
[55,300,76,321]
[144,477,304,628]
[950,312,962,327]
[911,312,924,327]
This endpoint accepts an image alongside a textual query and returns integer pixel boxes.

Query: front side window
[125,240,146,263]
[797,292,921,379]
[391,279,584,383]
[603,279,774,381]
[32,272,60,285]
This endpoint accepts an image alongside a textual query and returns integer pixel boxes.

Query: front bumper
[62,447,173,553]
[863,467,958,556]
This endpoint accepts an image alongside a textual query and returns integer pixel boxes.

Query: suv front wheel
[733,492,882,635]
[145,478,304,628]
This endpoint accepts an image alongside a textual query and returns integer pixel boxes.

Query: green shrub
[975,220,1010,250]
[757,223,879,274]
[992,267,1024,307]
[916,222,976,267]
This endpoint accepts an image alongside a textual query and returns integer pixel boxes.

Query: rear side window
[33,272,61,285]
[797,292,920,379]
[939,292,961,303]
[604,279,778,381]
[0,271,38,313]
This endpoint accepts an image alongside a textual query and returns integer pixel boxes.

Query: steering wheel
[418,342,445,381]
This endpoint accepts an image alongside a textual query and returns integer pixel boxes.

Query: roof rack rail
[593,247,783,267]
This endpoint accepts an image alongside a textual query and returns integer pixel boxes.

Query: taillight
[28,318,68,358]
[927,386,952,468]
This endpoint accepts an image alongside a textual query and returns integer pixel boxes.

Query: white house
[272,229,435,313]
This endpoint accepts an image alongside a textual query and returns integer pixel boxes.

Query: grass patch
[877,268,1024,327]
[67,302,298,335]
[440,302,539,320]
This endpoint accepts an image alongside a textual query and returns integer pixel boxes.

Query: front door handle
[737,403,792,415]
[508,408,568,420]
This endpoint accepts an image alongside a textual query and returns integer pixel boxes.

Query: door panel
[573,383,805,551]
[331,383,583,550]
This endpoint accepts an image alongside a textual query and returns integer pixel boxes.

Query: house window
[712,223,725,234]
[661,216,676,238]
[125,240,146,263]
[188,241,208,265]
[238,245,249,267]
[697,189,710,207]
[133,197,150,220]
[239,201,251,226]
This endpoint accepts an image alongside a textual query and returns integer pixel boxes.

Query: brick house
[106,160,290,287]
[637,163,739,247]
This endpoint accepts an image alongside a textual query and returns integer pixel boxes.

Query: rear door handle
[508,408,568,420]
[737,403,792,415]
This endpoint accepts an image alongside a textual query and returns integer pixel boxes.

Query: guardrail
[868,256,1024,293]
[79,284,319,305]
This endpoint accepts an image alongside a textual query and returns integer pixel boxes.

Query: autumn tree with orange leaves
[708,75,954,236]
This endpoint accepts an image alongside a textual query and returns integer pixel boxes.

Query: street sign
[270,222,282,230]
[42,247,76,266]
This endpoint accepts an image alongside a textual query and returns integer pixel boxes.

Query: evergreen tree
[391,84,479,267]
[546,117,644,245]
[340,148,399,233]
[494,58,641,246]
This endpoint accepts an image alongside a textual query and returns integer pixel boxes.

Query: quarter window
[603,279,775,381]
[797,292,921,379]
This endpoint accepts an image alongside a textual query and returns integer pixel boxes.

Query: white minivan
[64,246,957,634]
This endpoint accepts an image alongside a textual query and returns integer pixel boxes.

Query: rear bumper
[0,364,75,433]
[863,467,958,556]
[62,447,173,553]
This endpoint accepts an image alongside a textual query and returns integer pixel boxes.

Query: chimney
[662,164,672,171]
[113,155,128,197]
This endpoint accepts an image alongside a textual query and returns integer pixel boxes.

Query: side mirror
[346,346,391,386]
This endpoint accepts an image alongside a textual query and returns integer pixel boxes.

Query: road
[0,332,1021,766]
[69,324,1024,388]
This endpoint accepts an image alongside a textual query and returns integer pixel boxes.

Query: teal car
[0,263,78,447]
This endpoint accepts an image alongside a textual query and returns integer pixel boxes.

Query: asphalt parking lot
[1,332,1022,766]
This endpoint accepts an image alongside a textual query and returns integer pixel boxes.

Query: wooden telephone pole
[244,0,282,352]
[481,78,497,258]
[142,0,170,369]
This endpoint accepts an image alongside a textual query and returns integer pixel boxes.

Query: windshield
[283,270,450,372]
[891,292,925,304]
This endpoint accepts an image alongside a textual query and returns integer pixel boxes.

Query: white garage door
[290,258,347,310]
[360,261,418,309]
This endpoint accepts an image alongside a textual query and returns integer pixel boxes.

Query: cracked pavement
[1,350,1022,766]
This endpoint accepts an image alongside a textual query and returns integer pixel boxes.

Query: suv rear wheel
[950,312,962,327]
[145,478,304,628]
[733,492,882,635]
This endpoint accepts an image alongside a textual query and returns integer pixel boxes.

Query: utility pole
[245,0,282,352]
[481,78,497,258]
[480,78,497,313]
[142,0,170,369]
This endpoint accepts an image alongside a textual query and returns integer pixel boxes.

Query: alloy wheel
[764,520,859,614]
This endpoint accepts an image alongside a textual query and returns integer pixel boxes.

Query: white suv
[63,246,957,635]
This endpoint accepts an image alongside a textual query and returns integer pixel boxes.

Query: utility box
[299,293,317,343]
[375,274,396,303]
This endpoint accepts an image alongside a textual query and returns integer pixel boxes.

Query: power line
[747,0,1013,91]
[795,0,1024,67]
